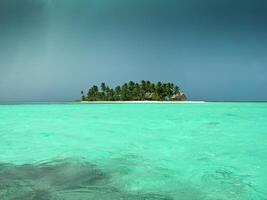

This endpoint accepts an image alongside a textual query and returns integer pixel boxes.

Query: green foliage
[82,81,186,101]
[81,91,85,101]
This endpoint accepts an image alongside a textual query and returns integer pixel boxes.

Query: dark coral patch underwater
[0,159,173,200]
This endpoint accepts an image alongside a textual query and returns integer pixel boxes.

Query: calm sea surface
[0,103,266,200]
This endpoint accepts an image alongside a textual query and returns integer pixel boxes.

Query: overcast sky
[0,0,266,102]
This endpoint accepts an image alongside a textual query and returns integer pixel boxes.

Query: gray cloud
[0,0,267,101]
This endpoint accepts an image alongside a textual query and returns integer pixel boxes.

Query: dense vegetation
[81,81,187,101]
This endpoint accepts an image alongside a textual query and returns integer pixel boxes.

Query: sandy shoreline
[80,101,205,104]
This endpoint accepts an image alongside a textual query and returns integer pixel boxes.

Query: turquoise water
[0,103,267,200]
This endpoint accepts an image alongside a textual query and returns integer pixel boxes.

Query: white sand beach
[80,101,205,104]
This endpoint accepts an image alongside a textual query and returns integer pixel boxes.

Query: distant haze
[0,0,267,102]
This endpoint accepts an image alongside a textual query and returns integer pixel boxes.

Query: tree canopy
[82,81,187,101]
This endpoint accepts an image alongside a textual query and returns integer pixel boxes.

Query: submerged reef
[0,159,259,200]
[0,159,173,200]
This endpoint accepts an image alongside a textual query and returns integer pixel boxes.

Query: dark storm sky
[0,0,267,102]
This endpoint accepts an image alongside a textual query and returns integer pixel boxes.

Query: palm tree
[166,83,171,96]
[174,86,180,94]
[151,83,155,92]
[92,85,98,93]
[155,82,162,100]
[100,82,107,100]
[81,91,85,101]
[115,86,121,93]
[100,82,106,92]
[87,85,99,101]
[120,83,129,101]
[107,89,115,101]
[141,80,146,90]
[128,81,135,92]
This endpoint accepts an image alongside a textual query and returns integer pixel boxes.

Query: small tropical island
[81,81,187,102]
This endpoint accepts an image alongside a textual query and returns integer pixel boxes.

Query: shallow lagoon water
[0,103,267,200]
